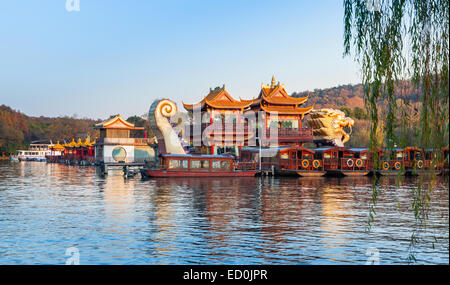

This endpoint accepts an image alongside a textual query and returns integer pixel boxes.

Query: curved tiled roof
[184,77,312,112]
[183,85,253,111]
[65,139,78,148]
[95,114,143,130]
[50,141,65,151]
[259,82,309,105]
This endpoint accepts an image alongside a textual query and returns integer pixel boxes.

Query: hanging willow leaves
[343,0,449,261]
[343,0,449,157]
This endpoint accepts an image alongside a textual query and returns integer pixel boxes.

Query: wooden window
[106,129,129,138]
[303,153,312,159]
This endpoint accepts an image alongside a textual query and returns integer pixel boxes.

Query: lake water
[0,161,448,265]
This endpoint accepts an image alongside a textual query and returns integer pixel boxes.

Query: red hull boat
[140,154,259,178]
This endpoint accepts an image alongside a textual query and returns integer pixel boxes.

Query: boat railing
[235,161,257,170]
[274,128,313,137]
[279,158,295,169]
[323,158,339,170]
[97,138,151,145]
[262,161,279,170]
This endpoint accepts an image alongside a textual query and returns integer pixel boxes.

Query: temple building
[94,115,154,164]
[245,76,314,145]
[182,77,314,155]
[183,85,255,155]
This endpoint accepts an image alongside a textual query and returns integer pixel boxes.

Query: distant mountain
[291,80,421,109]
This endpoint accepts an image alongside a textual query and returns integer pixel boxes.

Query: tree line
[0,105,148,156]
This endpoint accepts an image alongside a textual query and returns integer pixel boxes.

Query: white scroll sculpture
[148,99,187,155]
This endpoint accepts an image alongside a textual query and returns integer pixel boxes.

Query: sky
[0,0,361,120]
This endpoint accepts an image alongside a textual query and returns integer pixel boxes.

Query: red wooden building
[183,76,314,156]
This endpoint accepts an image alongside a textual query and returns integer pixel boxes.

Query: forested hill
[291,79,423,147]
[0,105,148,155]
[292,79,421,109]
[0,105,100,154]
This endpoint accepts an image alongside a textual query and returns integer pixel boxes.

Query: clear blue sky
[0,0,360,120]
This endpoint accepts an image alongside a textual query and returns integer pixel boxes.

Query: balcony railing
[270,128,313,137]
[186,123,255,135]
[97,137,150,145]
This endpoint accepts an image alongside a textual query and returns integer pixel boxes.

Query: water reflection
[0,161,448,264]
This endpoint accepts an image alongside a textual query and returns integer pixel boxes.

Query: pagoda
[245,76,314,145]
[182,77,314,155]
[94,114,153,164]
[183,85,255,155]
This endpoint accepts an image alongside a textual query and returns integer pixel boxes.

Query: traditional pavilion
[94,114,154,164]
[183,85,255,155]
[244,76,314,145]
[50,141,65,154]
[246,76,313,128]
[182,77,314,155]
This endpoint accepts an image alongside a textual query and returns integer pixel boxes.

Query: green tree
[344,0,449,154]
[353,106,366,120]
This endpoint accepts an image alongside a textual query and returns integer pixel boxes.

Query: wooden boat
[377,147,425,176]
[313,147,370,177]
[240,145,326,177]
[140,154,258,178]
[278,146,326,177]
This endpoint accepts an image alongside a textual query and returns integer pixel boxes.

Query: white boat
[17,150,50,162]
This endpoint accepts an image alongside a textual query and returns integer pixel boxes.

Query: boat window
[396,152,404,159]
[361,154,367,160]
[303,153,312,159]
[201,160,210,169]
[211,160,221,169]
[190,160,201,168]
[280,153,288,159]
[180,160,188,168]
[415,152,422,160]
[168,159,180,169]
[324,153,331,159]
[221,161,231,169]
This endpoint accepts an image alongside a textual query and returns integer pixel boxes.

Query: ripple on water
[0,161,448,264]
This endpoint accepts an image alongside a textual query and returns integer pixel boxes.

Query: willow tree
[344,0,449,261]
[343,0,449,164]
